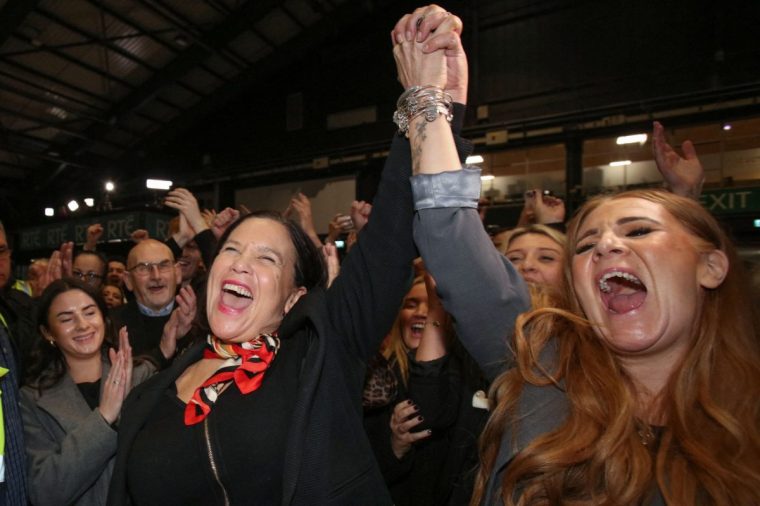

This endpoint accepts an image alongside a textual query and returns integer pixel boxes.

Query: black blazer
[107,131,433,506]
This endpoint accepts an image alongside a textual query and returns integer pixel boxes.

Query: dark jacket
[367,346,489,506]
[109,299,171,367]
[107,131,420,506]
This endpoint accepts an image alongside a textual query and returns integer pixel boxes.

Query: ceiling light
[609,160,632,167]
[67,200,79,212]
[146,179,173,190]
[616,134,647,145]
[84,198,94,207]
[105,181,115,192]
[723,123,732,131]
[44,208,54,217]
[466,155,484,164]
[480,174,495,181]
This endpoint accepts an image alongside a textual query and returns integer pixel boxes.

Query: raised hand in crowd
[350,200,372,233]
[164,188,210,246]
[201,208,216,228]
[130,229,150,243]
[325,214,354,244]
[84,223,103,251]
[652,120,705,199]
[321,243,340,288]
[100,327,134,424]
[210,207,241,240]
[159,284,197,360]
[284,192,322,248]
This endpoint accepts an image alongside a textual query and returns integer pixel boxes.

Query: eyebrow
[56,304,97,318]
[576,216,662,242]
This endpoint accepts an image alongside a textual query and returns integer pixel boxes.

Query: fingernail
[396,33,404,44]
[406,399,414,406]
[427,430,432,435]
[406,31,412,41]
[417,415,424,421]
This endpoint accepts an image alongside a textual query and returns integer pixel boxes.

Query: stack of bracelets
[392,85,453,136]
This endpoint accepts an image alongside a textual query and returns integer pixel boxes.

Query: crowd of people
[0,4,758,505]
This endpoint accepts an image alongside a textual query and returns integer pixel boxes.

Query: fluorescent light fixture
[723,123,732,131]
[754,219,760,228]
[334,240,345,248]
[480,174,495,181]
[67,200,79,212]
[105,181,115,192]
[616,134,647,145]
[609,160,632,167]
[466,155,484,164]
[146,179,173,190]
[84,198,94,207]
[44,207,54,217]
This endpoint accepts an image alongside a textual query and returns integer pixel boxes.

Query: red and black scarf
[184,333,280,426]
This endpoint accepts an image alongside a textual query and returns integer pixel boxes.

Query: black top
[76,379,101,410]
[108,117,472,506]
[126,336,308,505]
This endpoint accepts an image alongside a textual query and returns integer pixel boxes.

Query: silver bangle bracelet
[393,85,453,135]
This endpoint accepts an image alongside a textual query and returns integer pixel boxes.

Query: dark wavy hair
[24,277,114,392]
[195,210,327,334]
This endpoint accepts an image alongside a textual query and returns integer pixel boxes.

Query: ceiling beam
[0,0,42,47]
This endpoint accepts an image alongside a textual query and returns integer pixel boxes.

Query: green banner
[18,211,172,252]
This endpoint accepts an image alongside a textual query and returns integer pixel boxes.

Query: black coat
[107,132,419,506]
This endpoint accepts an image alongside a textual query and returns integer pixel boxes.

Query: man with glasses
[110,239,182,363]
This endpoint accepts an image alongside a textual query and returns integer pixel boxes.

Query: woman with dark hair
[105,52,473,502]
[20,278,155,506]
[397,7,760,504]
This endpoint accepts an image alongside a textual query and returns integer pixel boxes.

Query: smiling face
[178,241,202,283]
[101,284,124,308]
[125,240,181,311]
[107,260,126,286]
[397,281,428,350]
[506,233,564,287]
[206,217,306,343]
[571,197,721,361]
[43,289,105,364]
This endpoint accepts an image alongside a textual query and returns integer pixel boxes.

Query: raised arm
[396,7,530,381]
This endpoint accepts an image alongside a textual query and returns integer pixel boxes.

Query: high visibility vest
[11,280,31,297]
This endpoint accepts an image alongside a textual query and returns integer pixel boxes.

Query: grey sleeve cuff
[411,167,482,210]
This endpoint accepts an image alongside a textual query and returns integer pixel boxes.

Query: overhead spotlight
[84,198,95,207]
[609,160,632,167]
[44,207,54,217]
[146,179,173,190]
[466,155,485,164]
[722,123,732,131]
[616,134,648,145]
[754,219,760,229]
[105,181,115,192]
[67,200,79,212]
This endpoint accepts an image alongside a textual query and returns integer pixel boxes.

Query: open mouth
[148,284,166,293]
[220,281,254,311]
[598,270,647,314]
[410,321,425,337]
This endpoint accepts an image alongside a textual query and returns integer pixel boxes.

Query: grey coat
[20,358,154,506]
[411,169,666,505]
